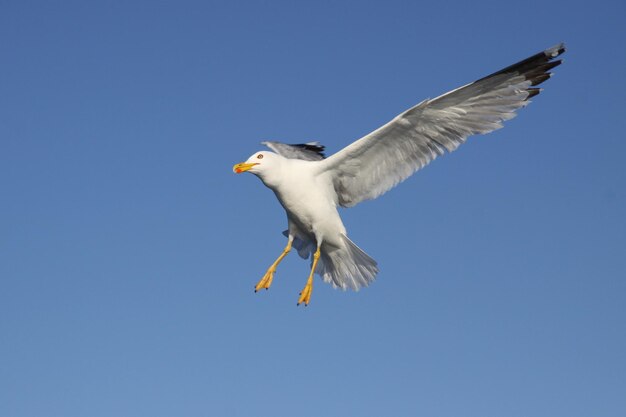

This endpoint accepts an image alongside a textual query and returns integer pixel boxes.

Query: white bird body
[269,158,345,243]
[233,44,565,305]
[241,152,377,291]
[251,155,341,239]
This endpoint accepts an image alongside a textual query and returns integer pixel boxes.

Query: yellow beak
[233,162,258,174]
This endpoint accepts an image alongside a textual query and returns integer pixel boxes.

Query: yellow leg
[297,247,321,306]
[255,240,292,292]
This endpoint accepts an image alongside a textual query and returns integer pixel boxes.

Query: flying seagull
[233,43,565,306]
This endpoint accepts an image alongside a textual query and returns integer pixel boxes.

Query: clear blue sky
[2,1,625,416]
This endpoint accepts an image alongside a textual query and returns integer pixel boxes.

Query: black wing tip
[545,43,566,58]
[293,142,326,158]
[526,88,542,100]
[529,73,551,86]
[522,44,565,100]
[261,140,326,160]
[477,42,566,86]
[524,44,565,96]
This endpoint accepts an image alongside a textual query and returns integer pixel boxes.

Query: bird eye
[257,154,264,159]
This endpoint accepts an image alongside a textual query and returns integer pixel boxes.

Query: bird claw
[254,268,275,292]
[297,282,312,306]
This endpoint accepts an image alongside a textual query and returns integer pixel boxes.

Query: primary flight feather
[233,43,565,306]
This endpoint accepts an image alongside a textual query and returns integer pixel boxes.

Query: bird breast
[271,165,345,242]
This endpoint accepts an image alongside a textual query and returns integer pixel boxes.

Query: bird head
[233,151,285,185]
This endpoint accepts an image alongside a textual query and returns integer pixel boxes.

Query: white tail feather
[317,234,378,291]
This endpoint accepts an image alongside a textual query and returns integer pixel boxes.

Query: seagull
[233,43,565,306]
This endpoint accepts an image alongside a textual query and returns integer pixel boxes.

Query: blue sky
[1,1,625,416]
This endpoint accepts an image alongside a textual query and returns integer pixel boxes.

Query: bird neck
[255,158,288,190]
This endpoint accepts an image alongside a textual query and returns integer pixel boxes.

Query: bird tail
[317,234,378,291]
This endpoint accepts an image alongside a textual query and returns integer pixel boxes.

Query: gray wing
[319,43,565,207]
[262,141,326,161]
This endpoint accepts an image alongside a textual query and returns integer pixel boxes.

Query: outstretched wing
[262,141,326,161]
[320,43,565,207]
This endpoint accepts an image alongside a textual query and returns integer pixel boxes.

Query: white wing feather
[320,44,565,207]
